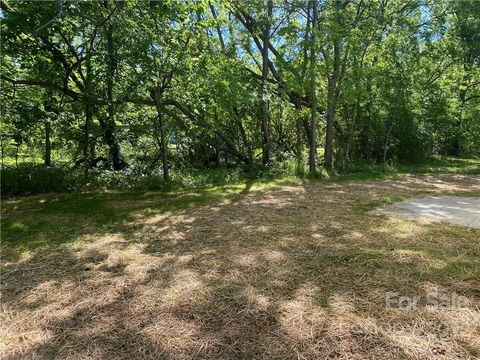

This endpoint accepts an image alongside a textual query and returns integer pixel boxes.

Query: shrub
[1,164,82,195]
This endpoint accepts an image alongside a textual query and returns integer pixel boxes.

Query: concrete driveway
[376,196,480,229]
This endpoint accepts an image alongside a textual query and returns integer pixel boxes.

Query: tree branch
[1,75,79,99]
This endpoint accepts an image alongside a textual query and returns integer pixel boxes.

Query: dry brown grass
[1,174,480,359]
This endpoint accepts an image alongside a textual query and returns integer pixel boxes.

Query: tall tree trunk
[232,105,252,163]
[209,1,225,51]
[0,135,4,170]
[90,134,96,163]
[101,118,123,169]
[82,106,90,162]
[104,0,124,170]
[383,121,394,171]
[296,117,302,166]
[261,0,273,166]
[324,1,342,170]
[43,94,54,167]
[44,119,51,166]
[152,89,169,181]
[308,0,318,174]
[345,98,358,161]
[325,43,340,170]
[83,101,91,178]
[15,143,19,167]
[345,45,367,161]
[360,73,374,161]
[453,68,468,156]
[158,110,169,181]
[82,51,93,178]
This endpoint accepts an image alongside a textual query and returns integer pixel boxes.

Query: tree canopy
[1,0,479,182]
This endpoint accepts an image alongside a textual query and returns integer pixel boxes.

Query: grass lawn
[1,174,479,359]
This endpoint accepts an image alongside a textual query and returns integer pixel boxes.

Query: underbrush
[1,164,82,195]
[335,156,480,179]
[1,156,478,196]
[0,163,268,196]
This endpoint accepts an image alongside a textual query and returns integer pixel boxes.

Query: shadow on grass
[1,175,479,359]
[1,181,261,259]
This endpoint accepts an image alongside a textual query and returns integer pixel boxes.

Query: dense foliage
[1,0,479,194]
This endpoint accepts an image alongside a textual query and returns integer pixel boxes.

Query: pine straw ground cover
[1,175,479,360]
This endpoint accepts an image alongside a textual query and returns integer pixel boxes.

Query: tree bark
[324,3,342,170]
[324,58,339,169]
[152,89,169,181]
[261,0,273,166]
[453,69,468,156]
[383,121,394,171]
[296,117,302,166]
[209,2,225,51]
[15,143,19,167]
[345,45,368,161]
[1,135,4,170]
[309,0,318,174]
[44,119,51,166]
[82,101,92,178]
[82,50,93,178]
[104,0,124,170]
[158,110,169,181]
[43,94,55,166]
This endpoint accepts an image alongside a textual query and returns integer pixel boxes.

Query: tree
[1,0,478,179]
